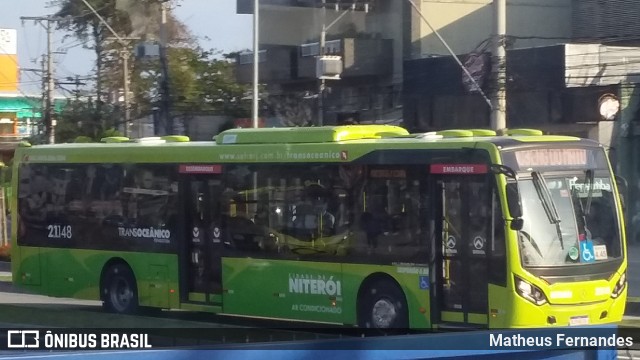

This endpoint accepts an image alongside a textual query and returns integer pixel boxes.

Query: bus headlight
[611,272,626,299]
[515,276,548,306]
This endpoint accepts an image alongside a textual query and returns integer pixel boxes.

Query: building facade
[237,0,640,239]
[236,0,404,126]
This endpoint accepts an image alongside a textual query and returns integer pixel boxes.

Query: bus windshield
[517,172,622,267]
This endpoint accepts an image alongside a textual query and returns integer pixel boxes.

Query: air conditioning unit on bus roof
[317,55,342,80]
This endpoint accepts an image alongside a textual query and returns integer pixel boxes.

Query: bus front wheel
[102,264,139,314]
[358,280,408,329]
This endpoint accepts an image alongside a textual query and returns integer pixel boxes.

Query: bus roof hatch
[214,125,409,145]
[100,137,130,143]
[505,129,544,136]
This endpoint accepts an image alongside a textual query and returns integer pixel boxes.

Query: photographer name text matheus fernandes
[7,331,152,349]
[490,333,633,347]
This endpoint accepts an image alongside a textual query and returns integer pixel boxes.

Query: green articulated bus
[11,125,627,329]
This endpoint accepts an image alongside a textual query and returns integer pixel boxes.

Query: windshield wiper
[519,229,543,259]
[584,169,595,215]
[531,171,564,250]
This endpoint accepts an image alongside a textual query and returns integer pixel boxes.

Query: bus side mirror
[511,218,524,231]
[506,183,523,230]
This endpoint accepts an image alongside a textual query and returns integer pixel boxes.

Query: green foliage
[100,128,124,138]
[54,97,120,143]
[133,47,251,118]
[54,0,132,42]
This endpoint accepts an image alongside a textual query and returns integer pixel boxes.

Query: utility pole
[252,0,259,128]
[75,75,81,101]
[318,0,327,127]
[41,56,46,135]
[490,0,507,132]
[122,50,131,136]
[107,37,138,137]
[47,20,55,144]
[159,0,172,135]
[21,15,64,144]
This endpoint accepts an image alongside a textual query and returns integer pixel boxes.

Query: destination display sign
[502,147,606,171]
[515,149,587,168]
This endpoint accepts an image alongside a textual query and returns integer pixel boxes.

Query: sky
[2,0,253,95]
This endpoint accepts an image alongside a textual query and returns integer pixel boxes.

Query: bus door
[180,165,225,305]
[431,164,491,327]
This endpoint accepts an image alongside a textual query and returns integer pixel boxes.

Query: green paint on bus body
[220,259,431,328]
[15,247,180,306]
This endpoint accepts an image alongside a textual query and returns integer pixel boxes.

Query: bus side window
[358,167,427,262]
[222,166,275,255]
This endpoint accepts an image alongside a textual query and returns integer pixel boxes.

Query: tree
[165,49,250,117]
[126,45,252,135]
[54,95,121,143]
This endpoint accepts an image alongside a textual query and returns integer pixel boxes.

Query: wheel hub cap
[372,299,397,328]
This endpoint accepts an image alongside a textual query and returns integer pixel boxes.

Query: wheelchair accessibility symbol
[580,240,595,263]
[419,276,429,290]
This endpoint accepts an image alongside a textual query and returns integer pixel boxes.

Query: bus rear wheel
[358,280,408,329]
[102,264,139,314]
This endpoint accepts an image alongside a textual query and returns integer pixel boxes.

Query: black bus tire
[358,280,409,329]
[102,264,139,314]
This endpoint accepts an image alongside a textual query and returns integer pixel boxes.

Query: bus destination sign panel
[514,149,587,168]
[430,164,488,175]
